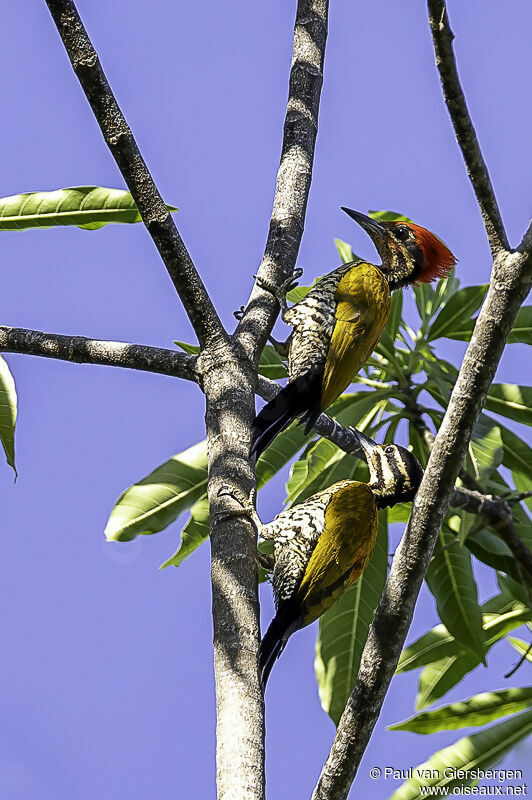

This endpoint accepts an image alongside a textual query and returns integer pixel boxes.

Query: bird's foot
[234,305,246,321]
[267,335,290,357]
[215,484,262,532]
[254,268,304,311]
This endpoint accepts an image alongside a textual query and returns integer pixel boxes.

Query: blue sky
[1,1,531,798]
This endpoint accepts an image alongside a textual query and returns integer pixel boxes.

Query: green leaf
[446,305,532,346]
[426,284,488,342]
[389,709,532,800]
[0,186,177,231]
[0,355,17,476]
[430,272,461,318]
[468,416,503,481]
[414,282,435,326]
[286,438,350,506]
[499,422,532,481]
[334,238,357,264]
[379,291,403,351]
[465,529,522,583]
[173,340,199,355]
[258,345,287,379]
[425,530,486,661]
[160,495,209,568]
[507,306,532,345]
[390,687,532,734]
[485,384,532,426]
[387,502,413,523]
[397,589,528,674]
[368,209,413,223]
[105,441,208,542]
[508,637,532,664]
[315,512,388,725]
[416,603,531,709]
[286,276,322,304]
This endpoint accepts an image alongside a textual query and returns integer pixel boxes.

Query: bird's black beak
[341,207,387,245]
[349,426,377,458]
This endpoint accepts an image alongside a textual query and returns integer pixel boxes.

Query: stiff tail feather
[259,601,302,689]
[251,372,322,459]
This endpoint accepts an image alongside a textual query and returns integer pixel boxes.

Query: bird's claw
[215,485,262,531]
[234,305,246,321]
[254,267,304,308]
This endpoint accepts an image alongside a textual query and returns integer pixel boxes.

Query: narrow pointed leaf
[174,340,200,355]
[368,210,413,223]
[508,637,532,663]
[390,687,532,734]
[485,384,532,426]
[416,604,531,708]
[430,272,460,317]
[105,441,208,542]
[443,306,532,345]
[0,355,17,476]
[379,290,403,350]
[160,495,209,568]
[397,591,528,674]
[425,530,485,661]
[334,238,356,264]
[0,186,177,231]
[426,284,488,342]
[315,513,388,724]
[389,709,532,800]
[414,282,435,325]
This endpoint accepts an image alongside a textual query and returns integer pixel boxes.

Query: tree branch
[311,256,532,799]
[44,0,224,348]
[0,325,198,383]
[427,0,508,253]
[258,375,532,587]
[235,0,328,362]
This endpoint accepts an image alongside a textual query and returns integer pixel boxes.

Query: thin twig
[0,325,198,383]
[235,0,329,362]
[427,0,508,253]
[44,0,224,348]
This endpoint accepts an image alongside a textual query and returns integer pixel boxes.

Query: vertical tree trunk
[201,344,264,800]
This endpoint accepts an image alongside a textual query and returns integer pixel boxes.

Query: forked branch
[44,0,224,348]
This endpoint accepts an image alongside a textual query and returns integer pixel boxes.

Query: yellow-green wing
[321,264,391,409]
[296,482,378,627]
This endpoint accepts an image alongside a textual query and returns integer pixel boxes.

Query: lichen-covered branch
[427,0,508,253]
[0,325,198,382]
[236,0,329,363]
[44,0,224,348]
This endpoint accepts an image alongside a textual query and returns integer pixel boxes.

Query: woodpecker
[251,209,456,458]
[258,430,423,688]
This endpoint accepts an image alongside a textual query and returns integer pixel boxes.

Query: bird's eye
[385,445,395,455]
[394,224,410,241]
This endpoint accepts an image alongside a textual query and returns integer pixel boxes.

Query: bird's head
[352,428,424,509]
[341,207,457,290]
